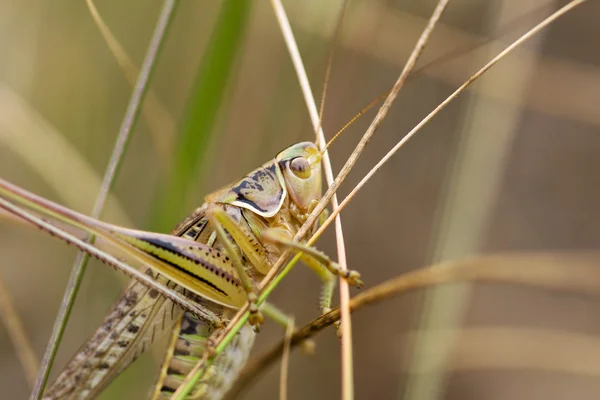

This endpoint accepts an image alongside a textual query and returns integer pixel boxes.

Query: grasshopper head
[276,141,322,213]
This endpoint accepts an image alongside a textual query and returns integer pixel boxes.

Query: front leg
[207,206,268,328]
[261,228,361,337]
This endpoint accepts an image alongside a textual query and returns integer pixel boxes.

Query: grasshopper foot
[213,318,228,329]
[205,337,218,358]
[335,321,343,338]
[248,295,264,329]
[339,268,363,288]
[249,309,264,330]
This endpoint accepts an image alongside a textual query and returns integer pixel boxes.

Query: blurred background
[1,0,600,399]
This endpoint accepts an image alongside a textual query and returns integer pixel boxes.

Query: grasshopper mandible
[1,141,361,399]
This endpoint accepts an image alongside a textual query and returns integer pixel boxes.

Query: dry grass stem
[226,251,600,397]
[304,0,449,249]
[293,2,598,128]
[311,0,587,241]
[411,2,554,77]
[270,0,355,397]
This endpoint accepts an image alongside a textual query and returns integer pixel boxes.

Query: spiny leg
[310,207,337,315]
[299,253,353,336]
[262,228,361,336]
[292,252,337,315]
[208,206,266,328]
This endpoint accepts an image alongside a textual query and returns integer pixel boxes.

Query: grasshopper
[0,141,361,399]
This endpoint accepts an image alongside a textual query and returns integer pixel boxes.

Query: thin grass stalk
[299,0,449,234]
[309,0,588,247]
[30,2,180,397]
[280,0,449,391]
[411,2,554,77]
[269,0,355,397]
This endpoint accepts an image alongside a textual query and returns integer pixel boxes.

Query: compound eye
[290,157,311,179]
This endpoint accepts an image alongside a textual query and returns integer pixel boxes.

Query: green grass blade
[150,0,253,232]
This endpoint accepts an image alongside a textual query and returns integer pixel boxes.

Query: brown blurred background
[1,0,600,399]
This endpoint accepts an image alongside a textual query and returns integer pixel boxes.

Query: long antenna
[321,90,388,154]
[320,1,555,154]
[314,0,349,145]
